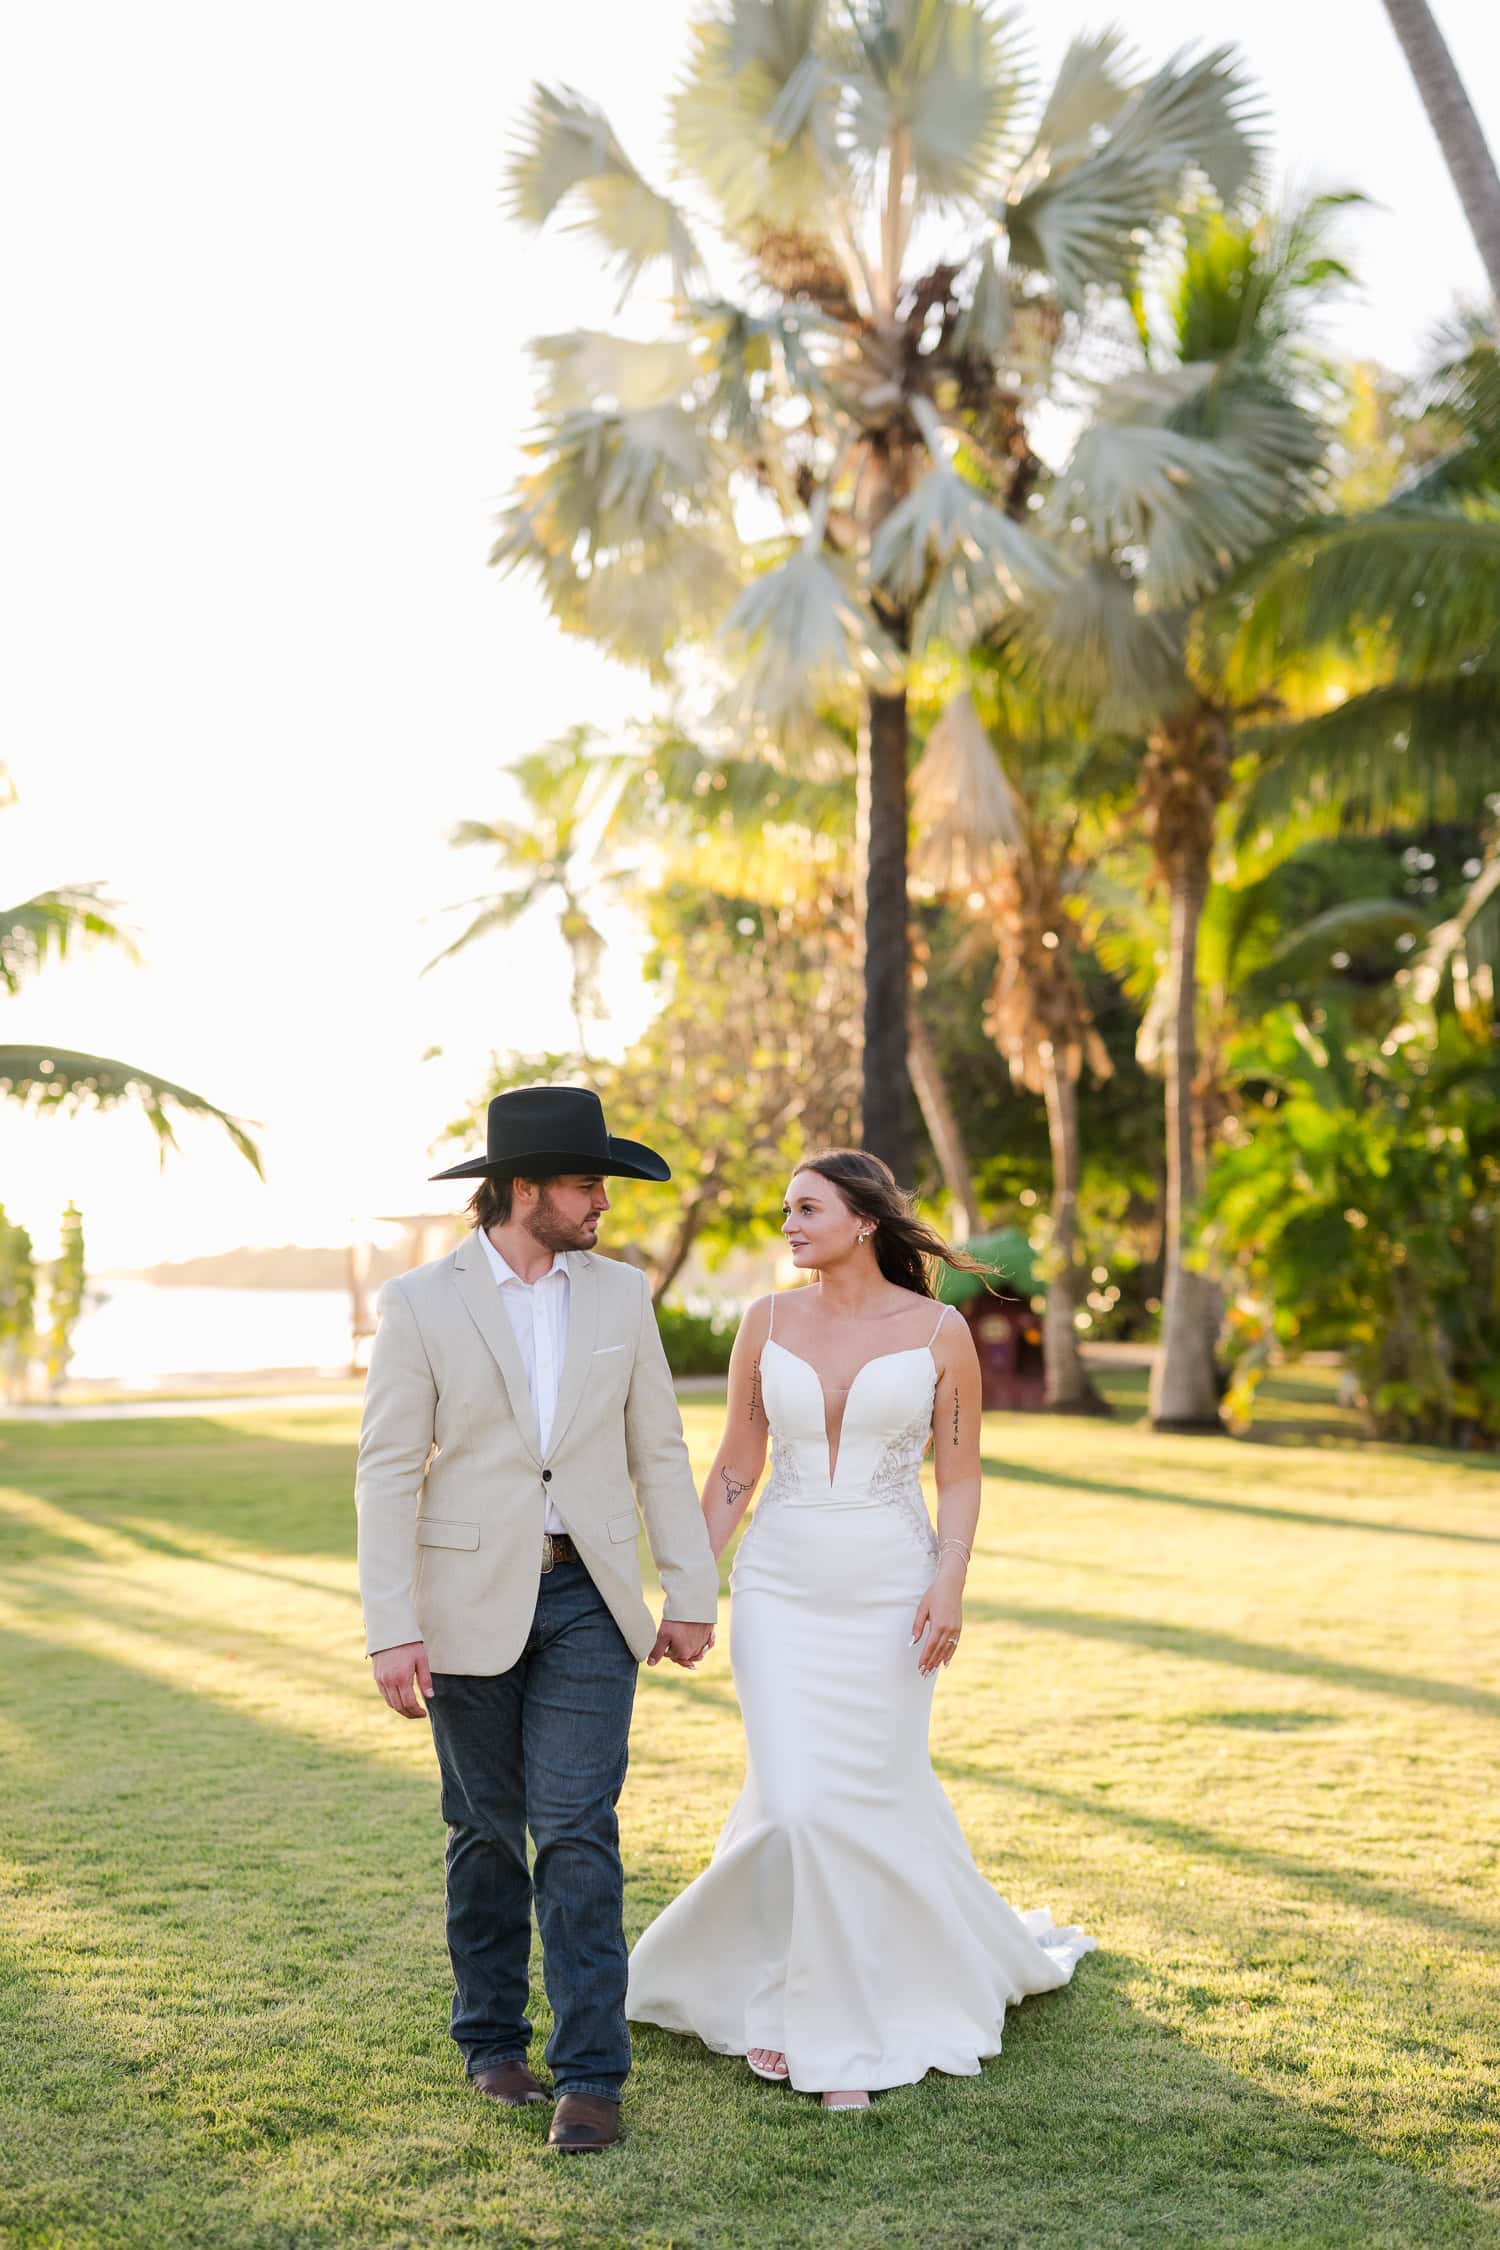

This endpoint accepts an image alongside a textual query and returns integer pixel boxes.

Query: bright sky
[3,0,1497,1269]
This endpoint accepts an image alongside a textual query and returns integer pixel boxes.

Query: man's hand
[371,1640,433,1717]
[647,1620,716,1670]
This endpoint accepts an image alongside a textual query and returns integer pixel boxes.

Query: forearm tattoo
[719,1466,751,1510]
[952,1385,960,1446]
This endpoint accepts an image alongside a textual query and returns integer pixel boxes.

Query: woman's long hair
[795,1149,992,1299]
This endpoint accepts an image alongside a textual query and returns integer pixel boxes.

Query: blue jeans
[427,1559,639,2099]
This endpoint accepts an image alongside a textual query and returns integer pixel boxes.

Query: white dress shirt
[478,1229,569,1532]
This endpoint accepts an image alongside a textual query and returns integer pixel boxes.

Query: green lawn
[1,1374,1497,2250]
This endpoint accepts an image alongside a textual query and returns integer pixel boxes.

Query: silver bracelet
[937,1538,971,1565]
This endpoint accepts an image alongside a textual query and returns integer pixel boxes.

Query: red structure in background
[937,1227,1046,1411]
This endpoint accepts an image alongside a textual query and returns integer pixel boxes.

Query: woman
[626,1150,1095,2110]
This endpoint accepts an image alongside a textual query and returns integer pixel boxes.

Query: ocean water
[68,1281,357,1383]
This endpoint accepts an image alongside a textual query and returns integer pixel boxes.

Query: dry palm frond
[911,690,1022,890]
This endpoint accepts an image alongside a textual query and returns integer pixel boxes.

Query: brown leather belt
[540,1532,582,1573]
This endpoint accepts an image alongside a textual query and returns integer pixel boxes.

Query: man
[355,1085,719,2153]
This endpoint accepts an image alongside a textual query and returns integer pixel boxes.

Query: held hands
[648,1620,716,1669]
[371,1640,433,1718]
[910,1555,966,1677]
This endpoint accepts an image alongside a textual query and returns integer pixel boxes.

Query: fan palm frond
[846,0,1031,207]
[506,83,702,300]
[0,887,140,997]
[1021,27,1140,168]
[1005,45,1266,309]
[529,332,700,416]
[1014,560,1188,728]
[0,1047,262,1174]
[690,298,834,445]
[871,453,1067,636]
[672,0,841,238]
[719,543,900,729]
[1052,416,1286,607]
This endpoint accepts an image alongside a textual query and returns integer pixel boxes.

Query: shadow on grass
[933,1755,1500,1950]
[980,1458,1500,1549]
[962,1596,1500,1720]
[0,1420,358,1567]
[4,1625,1497,2247]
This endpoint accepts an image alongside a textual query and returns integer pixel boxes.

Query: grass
[0,1369,1497,2249]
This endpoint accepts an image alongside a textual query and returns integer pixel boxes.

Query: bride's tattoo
[720,1466,750,1509]
[749,1359,763,1423]
[952,1386,960,1445]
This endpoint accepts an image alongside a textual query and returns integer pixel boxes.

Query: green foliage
[1202,1010,1500,1445]
[45,1201,86,1391]
[451,885,859,1289]
[0,1202,36,1397]
[654,1301,738,1376]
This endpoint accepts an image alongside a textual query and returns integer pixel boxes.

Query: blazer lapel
[451,1239,541,1464]
[545,1249,599,1462]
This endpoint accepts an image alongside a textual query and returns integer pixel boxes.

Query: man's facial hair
[528,1187,598,1254]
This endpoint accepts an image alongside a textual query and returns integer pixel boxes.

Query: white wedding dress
[626,1298,1095,2094]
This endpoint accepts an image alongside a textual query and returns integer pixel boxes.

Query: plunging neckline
[763,1337,938,1487]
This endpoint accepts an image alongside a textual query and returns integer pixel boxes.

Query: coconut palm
[0,827,261,1171]
[1379,0,1500,326]
[426,727,634,1060]
[1013,193,1356,1428]
[911,690,1118,1409]
[1222,319,1500,852]
[498,8,1268,1180]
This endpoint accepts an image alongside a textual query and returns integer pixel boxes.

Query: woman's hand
[910,1557,965,1676]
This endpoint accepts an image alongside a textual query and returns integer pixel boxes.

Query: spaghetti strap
[927,1302,951,1345]
[767,1293,777,1339]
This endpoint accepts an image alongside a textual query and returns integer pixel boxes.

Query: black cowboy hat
[429,1084,671,1184]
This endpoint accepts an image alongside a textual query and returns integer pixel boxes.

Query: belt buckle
[540,1532,555,1575]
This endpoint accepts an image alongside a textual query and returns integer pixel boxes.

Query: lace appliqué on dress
[743,1435,801,1545]
[867,1400,939,1560]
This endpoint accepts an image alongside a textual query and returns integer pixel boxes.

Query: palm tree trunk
[907,1005,979,1241]
[1041,1056,1110,1415]
[1381,0,1500,323]
[1148,853,1223,1431]
[858,687,914,1181]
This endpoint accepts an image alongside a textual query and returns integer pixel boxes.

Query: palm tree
[1379,0,1500,326]
[617,715,985,1229]
[426,727,632,1059]
[0,816,261,1171]
[1015,194,1357,1428]
[1223,320,1500,852]
[498,10,1267,1180]
[911,691,1116,1409]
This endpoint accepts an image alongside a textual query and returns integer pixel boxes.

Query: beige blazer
[355,1237,720,1674]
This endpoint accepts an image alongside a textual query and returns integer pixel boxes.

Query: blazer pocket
[416,1518,480,1550]
[592,1344,626,1357]
[607,1509,640,1544]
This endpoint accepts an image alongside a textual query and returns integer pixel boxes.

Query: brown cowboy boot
[471,2059,550,2107]
[546,2092,620,2152]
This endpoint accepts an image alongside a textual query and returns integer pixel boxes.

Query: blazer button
[541,1469,552,1482]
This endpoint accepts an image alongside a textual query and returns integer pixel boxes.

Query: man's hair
[466,1173,558,1232]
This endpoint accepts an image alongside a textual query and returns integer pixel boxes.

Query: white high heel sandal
[746,2051,790,2082]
